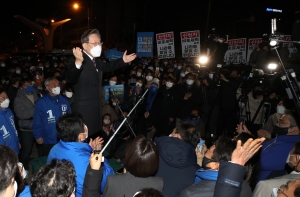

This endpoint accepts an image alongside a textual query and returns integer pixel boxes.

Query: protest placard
[282,35,298,57]
[136,32,154,57]
[180,30,200,58]
[224,38,247,64]
[104,85,124,101]
[156,32,175,59]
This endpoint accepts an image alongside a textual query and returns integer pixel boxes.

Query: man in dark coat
[66,29,136,137]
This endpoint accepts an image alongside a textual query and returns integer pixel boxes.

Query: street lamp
[73,3,90,29]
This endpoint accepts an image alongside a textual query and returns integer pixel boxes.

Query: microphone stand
[101,88,149,154]
[109,89,136,137]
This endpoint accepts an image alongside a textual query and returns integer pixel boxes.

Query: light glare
[268,63,277,70]
[199,56,208,64]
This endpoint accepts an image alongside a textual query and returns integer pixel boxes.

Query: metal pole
[100,89,149,154]
[204,0,212,48]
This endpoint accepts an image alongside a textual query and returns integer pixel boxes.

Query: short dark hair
[0,145,18,195]
[81,29,101,44]
[30,159,76,197]
[56,112,85,142]
[134,188,164,197]
[293,141,300,155]
[185,73,196,79]
[212,136,236,162]
[124,135,159,177]
[20,77,32,87]
[0,88,5,94]
[10,76,20,85]
[175,122,200,147]
[235,133,256,145]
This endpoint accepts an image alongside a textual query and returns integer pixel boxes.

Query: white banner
[224,38,247,64]
[282,35,298,57]
[180,30,200,58]
[247,38,263,62]
[156,32,175,59]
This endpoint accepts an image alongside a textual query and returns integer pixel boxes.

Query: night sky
[0,0,299,52]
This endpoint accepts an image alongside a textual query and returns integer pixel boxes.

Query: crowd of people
[0,27,300,197]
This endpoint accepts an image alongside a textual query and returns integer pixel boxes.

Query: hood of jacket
[155,136,197,168]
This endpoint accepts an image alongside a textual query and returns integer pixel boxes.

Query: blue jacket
[258,135,300,182]
[0,108,19,154]
[47,140,114,197]
[195,168,218,183]
[18,186,31,197]
[33,93,71,144]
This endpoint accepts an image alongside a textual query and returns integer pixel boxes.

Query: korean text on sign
[156,32,175,59]
[224,38,247,64]
[136,32,154,57]
[180,30,200,58]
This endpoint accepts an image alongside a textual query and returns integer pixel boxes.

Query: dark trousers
[38,144,55,157]
[19,131,35,170]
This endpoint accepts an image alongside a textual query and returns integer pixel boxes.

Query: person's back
[155,136,199,197]
[259,135,300,181]
[103,135,163,197]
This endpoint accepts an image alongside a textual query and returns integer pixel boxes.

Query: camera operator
[249,42,270,72]
[207,33,228,71]
[219,67,242,136]
[236,83,277,132]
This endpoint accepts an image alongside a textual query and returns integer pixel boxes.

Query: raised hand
[89,152,102,170]
[123,50,136,63]
[73,47,84,65]
[231,137,265,166]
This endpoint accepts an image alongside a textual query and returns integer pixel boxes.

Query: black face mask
[254,90,264,96]
[202,156,214,170]
[272,125,289,136]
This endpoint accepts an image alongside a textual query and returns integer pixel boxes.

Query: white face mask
[209,73,213,79]
[277,105,285,115]
[103,119,110,124]
[13,180,17,197]
[51,87,61,95]
[177,66,182,70]
[18,162,27,179]
[186,79,194,85]
[164,62,168,65]
[218,39,224,43]
[15,70,21,74]
[65,91,73,98]
[112,102,117,106]
[159,68,164,71]
[1,63,5,67]
[271,188,278,197]
[136,82,143,87]
[54,64,58,68]
[146,76,153,82]
[180,73,186,77]
[166,82,173,88]
[185,71,189,75]
[148,67,153,71]
[137,72,142,77]
[174,64,177,68]
[90,45,102,57]
[36,75,39,79]
[109,80,117,86]
[0,98,10,108]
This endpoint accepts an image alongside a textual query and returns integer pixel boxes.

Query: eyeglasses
[277,180,292,197]
[86,42,103,46]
